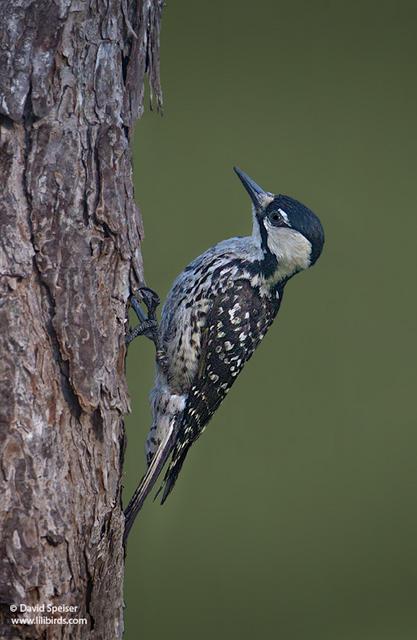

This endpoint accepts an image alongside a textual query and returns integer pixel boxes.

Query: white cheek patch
[264,222,312,281]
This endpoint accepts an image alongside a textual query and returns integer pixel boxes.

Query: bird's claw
[126,286,161,346]
[126,287,169,372]
[125,318,158,345]
[133,286,160,320]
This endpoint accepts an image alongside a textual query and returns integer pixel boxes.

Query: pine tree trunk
[0,1,163,638]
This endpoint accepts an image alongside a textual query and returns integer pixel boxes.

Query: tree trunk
[0,1,163,638]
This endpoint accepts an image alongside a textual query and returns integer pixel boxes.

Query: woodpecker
[124,167,324,540]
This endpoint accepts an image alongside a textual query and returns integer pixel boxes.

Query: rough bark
[0,1,163,638]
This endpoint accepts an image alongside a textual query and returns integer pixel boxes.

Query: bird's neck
[245,236,303,300]
[244,238,286,299]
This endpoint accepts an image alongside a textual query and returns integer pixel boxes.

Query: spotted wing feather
[159,279,280,503]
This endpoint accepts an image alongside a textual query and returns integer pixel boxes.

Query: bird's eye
[268,211,283,226]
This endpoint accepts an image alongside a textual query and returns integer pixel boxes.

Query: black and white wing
[159,279,280,503]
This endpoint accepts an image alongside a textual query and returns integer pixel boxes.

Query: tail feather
[123,419,177,543]
[159,441,192,505]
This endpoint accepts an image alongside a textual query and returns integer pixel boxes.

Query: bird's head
[234,166,324,284]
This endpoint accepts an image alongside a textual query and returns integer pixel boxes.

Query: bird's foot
[126,286,160,344]
[126,287,169,373]
[125,317,158,344]
[135,286,160,321]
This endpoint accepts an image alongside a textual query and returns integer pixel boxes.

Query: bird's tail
[158,438,193,505]
[123,421,177,543]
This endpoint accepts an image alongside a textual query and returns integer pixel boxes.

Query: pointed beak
[233,166,271,210]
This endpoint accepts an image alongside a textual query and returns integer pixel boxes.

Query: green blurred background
[124,1,417,638]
